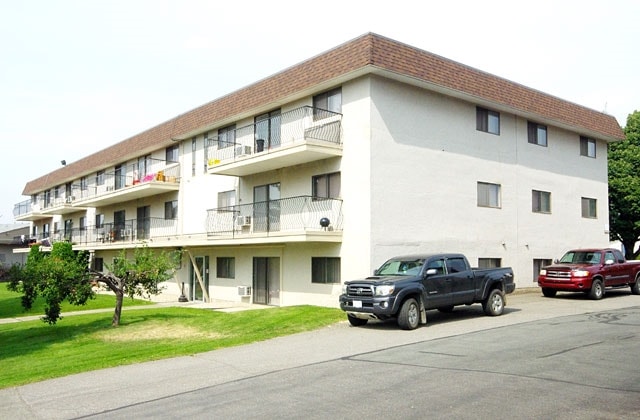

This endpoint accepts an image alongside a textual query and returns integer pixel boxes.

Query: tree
[91,246,179,326]
[8,242,93,324]
[609,110,640,259]
[8,243,179,327]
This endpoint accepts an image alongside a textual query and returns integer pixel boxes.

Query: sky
[1,0,638,225]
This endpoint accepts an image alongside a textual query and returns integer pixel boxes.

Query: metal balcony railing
[15,217,179,248]
[13,199,33,218]
[206,196,343,237]
[206,106,342,164]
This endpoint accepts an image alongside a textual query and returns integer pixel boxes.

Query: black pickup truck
[339,253,515,329]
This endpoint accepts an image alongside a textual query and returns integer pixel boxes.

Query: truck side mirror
[425,268,437,277]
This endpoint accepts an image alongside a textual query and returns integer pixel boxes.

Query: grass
[0,284,345,389]
[0,283,154,319]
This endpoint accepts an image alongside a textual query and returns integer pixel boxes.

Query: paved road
[1,289,639,419]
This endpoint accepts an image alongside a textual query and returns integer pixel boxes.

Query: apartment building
[13,33,624,306]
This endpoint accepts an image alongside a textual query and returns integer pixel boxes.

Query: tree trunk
[112,290,124,327]
[622,238,638,260]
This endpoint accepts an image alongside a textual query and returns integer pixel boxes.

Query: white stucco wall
[366,76,610,287]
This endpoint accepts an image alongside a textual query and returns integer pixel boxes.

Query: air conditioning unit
[65,196,75,203]
[236,215,252,227]
[237,285,251,297]
[235,145,252,157]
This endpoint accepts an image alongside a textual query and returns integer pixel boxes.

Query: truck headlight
[572,270,590,277]
[539,269,547,276]
[342,284,347,294]
[375,285,395,296]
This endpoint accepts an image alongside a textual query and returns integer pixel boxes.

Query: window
[96,170,105,186]
[203,132,209,173]
[313,88,342,120]
[218,190,236,208]
[166,145,179,163]
[312,257,341,284]
[533,259,552,282]
[528,121,547,146]
[54,186,61,199]
[93,257,104,272]
[137,154,152,179]
[192,137,197,176]
[95,214,104,228]
[313,172,341,199]
[64,219,72,240]
[216,257,235,278]
[164,200,178,220]
[79,216,86,231]
[54,222,59,234]
[218,124,236,149]
[80,176,88,191]
[43,223,50,237]
[532,190,551,213]
[478,258,501,268]
[255,109,281,151]
[476,107,500,135]
[581,197,597,218]
[446,257,468,273]
[477,182,501,208]
[580,136,596,158]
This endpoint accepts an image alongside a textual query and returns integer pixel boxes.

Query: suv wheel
[397,298,420,330]
[631,274,640,295]
[589,279,604,300]
[483,289,505,316]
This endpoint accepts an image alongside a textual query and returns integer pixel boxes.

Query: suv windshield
[559,251,601,265]
[376,259,424,276]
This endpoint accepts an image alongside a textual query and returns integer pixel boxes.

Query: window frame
[164,200,178,220]
[166,145,179,163]
[580,136,596,158]
[532,190,551,214]
[312,172,341,199]
[478,258,502,268]
[581,197,597,218]
[216,257,235,279]
[311,257,341,284]
[527,121,548,147]
[313,88,342,120]
[477,182,501,208]
[476,107,500,135]
[217,124,236,149]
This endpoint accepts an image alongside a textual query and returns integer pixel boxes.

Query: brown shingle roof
[22,33,623,195]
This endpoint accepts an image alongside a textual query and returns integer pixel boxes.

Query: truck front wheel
[631,274,640,295]
[589,279,604,300]
[347,315,368,327]
[397,298,420,330]
[483,289,505,316]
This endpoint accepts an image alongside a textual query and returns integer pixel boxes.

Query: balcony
[13,199,47,222]
[207,106,342,176]
[206,196,343,242]
[13,217,180,251]
[73,161,180,207]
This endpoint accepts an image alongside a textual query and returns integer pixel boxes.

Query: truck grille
[546,270,571,279]
[347,284,374,297]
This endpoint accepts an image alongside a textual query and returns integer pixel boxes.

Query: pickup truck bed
[339,253,515,330]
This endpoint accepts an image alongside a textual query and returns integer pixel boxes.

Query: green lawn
[0,283,154,318]
[0,284,345,389]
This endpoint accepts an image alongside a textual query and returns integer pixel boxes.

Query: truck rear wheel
[483,289,505,316]
[631,274,640,295]
[347,315,368,327]
[542,288,557,298]
[397,298,420,330]
[589,279,604,300]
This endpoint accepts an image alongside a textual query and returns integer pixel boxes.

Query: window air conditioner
[65,196,75,203]
[236,215,252,227]
[237,285,252,297]
[235,145,252,157]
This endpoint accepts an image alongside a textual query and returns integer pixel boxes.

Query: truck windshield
[376,259,424,276]
[559,251,601,265]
